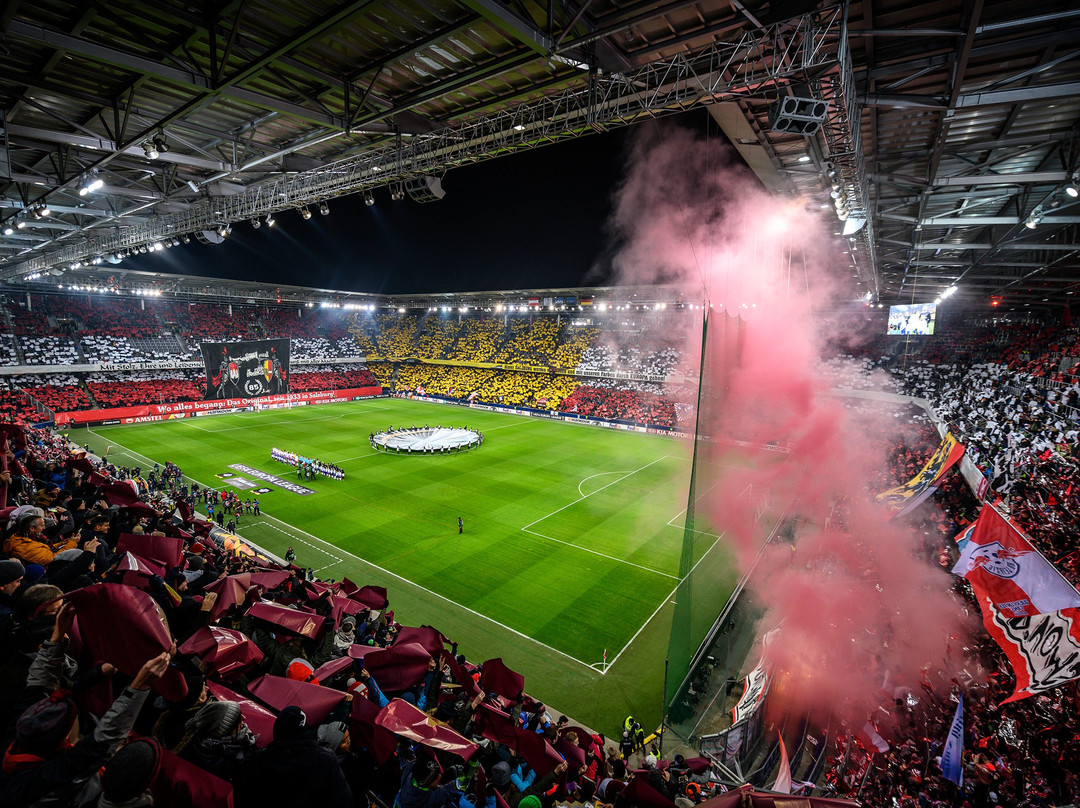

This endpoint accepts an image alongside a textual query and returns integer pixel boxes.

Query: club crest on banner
[965,542,1023,579]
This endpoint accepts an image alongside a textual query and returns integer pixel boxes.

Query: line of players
[270,447,345,480]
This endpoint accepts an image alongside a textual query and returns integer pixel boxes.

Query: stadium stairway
[81,376,100,409]
[2,308,27,364]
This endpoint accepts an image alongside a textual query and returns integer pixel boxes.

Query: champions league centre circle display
[370,425,483,454]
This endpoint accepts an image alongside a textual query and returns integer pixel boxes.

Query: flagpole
[660,657,669,759]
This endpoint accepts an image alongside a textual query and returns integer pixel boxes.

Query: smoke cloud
[606,123,973,721]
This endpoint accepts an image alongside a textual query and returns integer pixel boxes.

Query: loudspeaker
[768,96,829,135]
[404,176,445,203]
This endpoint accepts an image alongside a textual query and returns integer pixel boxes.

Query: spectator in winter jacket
[3,514,77,566]
[0,602,170,808]
[235,705,351,808]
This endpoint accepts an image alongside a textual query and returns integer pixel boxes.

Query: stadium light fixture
[142,141,159,160]
[153,135,169,154]
[300,206,312,220]
[181,234,190,243]
[1066,177,1079,198]
[319,201,330,215]
[1025,209,1043,229]
[363,193,374,207]
[251,218,261,229]
[2,224,12,236]
[265,214,275,227]
[798,154,811,163]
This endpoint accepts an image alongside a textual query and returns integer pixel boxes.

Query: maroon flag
[178,626,265,680]
[247,601,324,640]
[472,704,518,747]
[331,595,369,626]
[394,625,446,657]
[154,747,235,807]
[479,658,525,700]
[555,736,586,770]
[339,577,360,596]
[66,583,186,700]
[117,551,165,577]
[623,774,678,808]
[248,674,346,725]
[205,574,253,621]
[348,641,431,691]
[349,690,398,763]
[440,649,481,697]
[375,698,478,760]
[311,656,354,683]
[352,585,389,609]
[116,533,184,570]
[514,726,564,776]
[246,570,291,590]
[206,682,277,748]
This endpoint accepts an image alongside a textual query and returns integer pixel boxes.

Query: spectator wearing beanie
[151,670,209,751]
[174,700,256,781]
[0,560,24,650]
[0,603,169,808]
[98,739,162,808]
[234,706,351,808]
[395,754,459,808]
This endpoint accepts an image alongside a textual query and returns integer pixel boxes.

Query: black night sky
[120,110,724,295]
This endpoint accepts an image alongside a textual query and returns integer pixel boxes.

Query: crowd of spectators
[12,373,90,413]
[372,314,419,357]
[81,336,187,364]
[448,317,503,362]
[559,386,678,427]
[414,316,463,360]
[0,335,19,366]
[496,317,560,365]
[85,371,203,408]
[288,364,379,392]
[576,341,682,378]
[19,337,82,366]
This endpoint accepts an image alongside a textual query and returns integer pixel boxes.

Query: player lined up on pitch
[271,447,345,480]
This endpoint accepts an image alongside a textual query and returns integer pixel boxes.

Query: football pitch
[77,398,738,732]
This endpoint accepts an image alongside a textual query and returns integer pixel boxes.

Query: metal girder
[0,7,854,278]
[5,19,354,130]
[866,81,1080,109]
[5,123,229,171]
[921,216,1080,226]
[910,242,1080,251]
[871,171,1068,186]
[458,0,554,54]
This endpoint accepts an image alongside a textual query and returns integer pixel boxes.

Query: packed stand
[18,337,81,366]
[371,313,418,357]
[447,317,503,362]
[0,422,735,808]
[495,317,559,365]
[576,340,682,378]
[166,302,263,343]
[551,325,599,369]
[85,371,203,408]
[0,382,38,423]
[558,386,677,427]
[261,307,318,339]
[0,335,19,366]
[413,316,463,360]
[81,335,187,364]
[345,316,379,355]
[287,364,378,392]
[12,373,89,412]
[3,298,59,337]
[46,296,167,339]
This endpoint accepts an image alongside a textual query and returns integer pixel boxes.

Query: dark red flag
[472,704,518,747]
[349,689,398,763]
[66,583,187,700]
[479,658,525,700]
[248,674,346,725]
[348,641,431,691]
[514,726,564,776]
[394,625,446,657]
[352,585,388,609]
[375,698,478,760]
[154,747,235,807]
[116,532,184,570]
[440,649,481,697]
[247,601,324,640]
[178,626,265,680]
[623,774,678,808]
[311,656,354,683]
[205,574,252,621]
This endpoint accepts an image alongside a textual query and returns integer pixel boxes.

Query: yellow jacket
[3,533,78,566]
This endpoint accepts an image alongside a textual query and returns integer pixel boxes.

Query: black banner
[202,339,290,400]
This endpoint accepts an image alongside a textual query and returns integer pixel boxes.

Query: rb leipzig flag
[952,504,1080,618]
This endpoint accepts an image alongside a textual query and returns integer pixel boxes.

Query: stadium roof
[1,1,1078,308]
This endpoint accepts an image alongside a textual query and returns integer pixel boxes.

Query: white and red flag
[952,504,1080,618]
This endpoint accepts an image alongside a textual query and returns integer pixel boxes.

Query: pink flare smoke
[605,124,974,721]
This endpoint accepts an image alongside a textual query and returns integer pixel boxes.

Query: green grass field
[76,398,738,733]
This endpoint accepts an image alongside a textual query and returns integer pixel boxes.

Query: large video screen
[887,303,937,336]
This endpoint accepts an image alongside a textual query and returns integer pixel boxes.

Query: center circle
[370,426,483,453]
